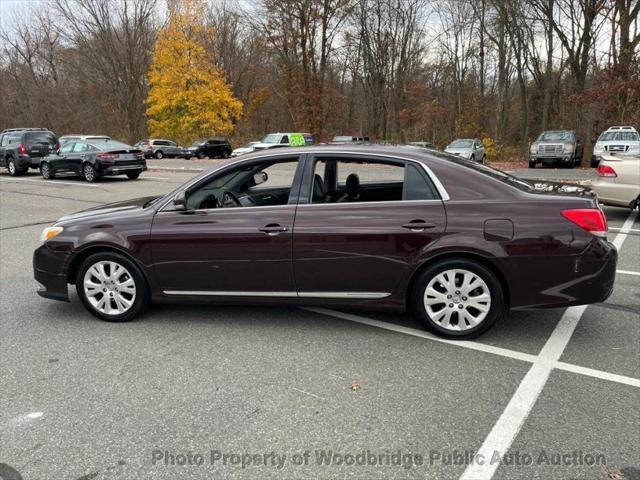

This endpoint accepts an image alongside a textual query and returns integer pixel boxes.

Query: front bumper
[33,244,71,302]
[529,154,573,165]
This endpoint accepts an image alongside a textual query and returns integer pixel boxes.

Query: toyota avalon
[33,146,617,339]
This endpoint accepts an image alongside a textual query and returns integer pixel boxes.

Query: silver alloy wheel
[423,269,491,331]
[83,260,136,316]
[41,163,51,179]
[8,160,16,175]
[83,163,95,181]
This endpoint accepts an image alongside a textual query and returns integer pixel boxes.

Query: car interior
[184,157,439,210]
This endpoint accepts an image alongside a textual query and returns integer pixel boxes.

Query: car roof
[605,126,637,132]
[1,128,51,134]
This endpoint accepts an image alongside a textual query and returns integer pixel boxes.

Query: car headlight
[40,226,63,243]
[530,143,538,154]
[593,144,604,154]
[564,143,574,153]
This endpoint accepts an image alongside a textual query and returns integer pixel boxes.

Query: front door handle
[402,220,436,232]
[259,224,289,235]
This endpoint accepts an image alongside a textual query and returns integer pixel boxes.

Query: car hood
[252,143,285,150]
[56,196,158,224]
[444,147,471,156]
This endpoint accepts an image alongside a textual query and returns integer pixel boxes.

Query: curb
[148,166,206,174]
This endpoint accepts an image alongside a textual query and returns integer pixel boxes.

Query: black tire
[410,258,506,339]
[155,150,163,159]
[40,162,55,179]
[197,151,205,159]
[76,251,150,322]
[7,158,24,176]
[470,154,475,162]
[126,172,140,180]
[528,160,536,169]
[83,163,98,182]
[481,155,486,164]
[222,151,230,159]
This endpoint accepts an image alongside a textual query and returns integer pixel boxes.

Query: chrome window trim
[158,149,450,212]
[163,290,391,299]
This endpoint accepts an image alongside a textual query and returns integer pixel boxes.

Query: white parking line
[555,362,640,388]
[461,209,638,480]
[617,269,640,276]
[304,307,539,364]
[0,177,100,188]
[612,211,638,250]
[609,227,640,233]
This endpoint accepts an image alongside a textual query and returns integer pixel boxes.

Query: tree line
[0,0,638,159]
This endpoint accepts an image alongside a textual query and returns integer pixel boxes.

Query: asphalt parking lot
[0,168,638,480]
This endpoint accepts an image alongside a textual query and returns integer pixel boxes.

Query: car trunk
[25,133,57,158]
[104,149,145,165]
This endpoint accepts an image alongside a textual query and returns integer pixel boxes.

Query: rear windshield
[599,131,639,141]
[24,132,57,146]
[538,131,573,141]
[89,140,134,151]
[434,152,533,191]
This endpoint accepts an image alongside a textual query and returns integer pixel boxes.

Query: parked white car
[444,138,486,163]
[591,152,640,209]
[591,126,640,167]
[231,141,260,157]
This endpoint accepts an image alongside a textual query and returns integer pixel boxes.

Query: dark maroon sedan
[34,146,616,339]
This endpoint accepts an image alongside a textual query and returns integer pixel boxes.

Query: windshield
[598,131,639,142]
[190,140,205,146]
[332,136,353,142]
[261,134,281,144]
[538,131,573,142]
[448,140,473,148]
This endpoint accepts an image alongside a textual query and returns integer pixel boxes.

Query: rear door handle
[259,224,289,235]
[402,220,436,231]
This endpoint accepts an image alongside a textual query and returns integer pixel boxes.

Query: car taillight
[96,153,115,163]
[18,144,27,155]
[135,152,144,159]
[597,164,617,177]
[562,209,608,237]
[147,145,153,150]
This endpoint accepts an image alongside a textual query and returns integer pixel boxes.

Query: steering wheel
[221,190,242,208]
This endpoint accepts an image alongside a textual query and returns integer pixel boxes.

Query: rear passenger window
[404,164,437,200]
[311,158,439,204]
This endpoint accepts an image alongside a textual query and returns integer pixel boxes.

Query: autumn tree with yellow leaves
[145,0,242,145]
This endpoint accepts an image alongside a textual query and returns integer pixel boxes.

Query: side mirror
[173,191,187,211]
[253,171,268,186]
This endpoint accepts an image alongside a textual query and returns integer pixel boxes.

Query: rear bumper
[510,238,617,309]
[33,245,70,302]
[98,163,147,176]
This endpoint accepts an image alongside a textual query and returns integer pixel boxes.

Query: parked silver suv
[529,130,583,168]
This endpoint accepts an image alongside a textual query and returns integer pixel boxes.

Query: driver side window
[185,158,300,210]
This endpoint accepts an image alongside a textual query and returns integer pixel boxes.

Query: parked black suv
[186,137,232,159]
[0,128,59,176]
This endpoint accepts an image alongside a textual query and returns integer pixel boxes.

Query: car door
[292,154,447,298]
[0,134,6,165]
[149,154,304,295]
[66,142,88,173]
[50,142,75,172]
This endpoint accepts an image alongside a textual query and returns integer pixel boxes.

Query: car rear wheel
[76,252,149,322]
[155,150,163,159]
[126,172,140,180]
[7,158,24,176]
[83,163,98,182]
[528,160,536,168]
[470,154,475,162]
[411,259,505,339]
[40,162,55,179]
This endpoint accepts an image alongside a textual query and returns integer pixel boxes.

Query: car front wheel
[155,150,163,159]
[126,172,140,180]
[76,252,149,322]
[411,259,505,339]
